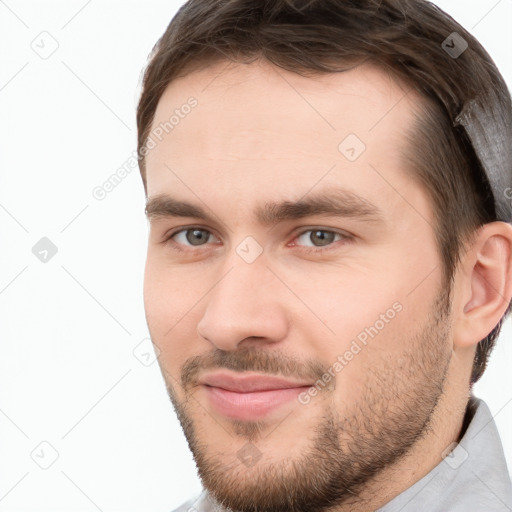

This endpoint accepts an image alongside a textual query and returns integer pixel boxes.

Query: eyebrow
[145,188,384,226]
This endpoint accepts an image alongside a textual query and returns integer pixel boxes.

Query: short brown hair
[136,0,512,384]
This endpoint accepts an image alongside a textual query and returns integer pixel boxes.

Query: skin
[142,59,512,511]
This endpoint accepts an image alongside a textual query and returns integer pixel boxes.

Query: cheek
[318,313,411,411]
[143,258,205,364]
[288,264,433,388]
[143,252,202,324]
[284,262,404,337]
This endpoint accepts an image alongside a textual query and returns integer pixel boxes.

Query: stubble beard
[162,287,453,512]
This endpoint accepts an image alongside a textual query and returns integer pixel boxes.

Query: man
[136,0,512,510]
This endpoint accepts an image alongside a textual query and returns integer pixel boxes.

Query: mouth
[199,371,313,421]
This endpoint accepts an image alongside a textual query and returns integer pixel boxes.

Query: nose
[196,255,289,351]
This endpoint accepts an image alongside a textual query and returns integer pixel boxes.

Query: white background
[0,1,511,511]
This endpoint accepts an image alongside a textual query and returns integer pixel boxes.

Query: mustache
[180,346,328,390]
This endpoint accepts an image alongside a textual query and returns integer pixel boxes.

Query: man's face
[143,61,454,511]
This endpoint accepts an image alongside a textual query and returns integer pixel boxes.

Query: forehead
[145,59,424,215]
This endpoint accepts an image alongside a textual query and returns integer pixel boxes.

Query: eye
[291,229,351,252]
[166,227,218,249]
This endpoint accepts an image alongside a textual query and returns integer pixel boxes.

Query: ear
[453,221,512,349]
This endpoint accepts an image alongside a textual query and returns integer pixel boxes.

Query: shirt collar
[378,396,512,511]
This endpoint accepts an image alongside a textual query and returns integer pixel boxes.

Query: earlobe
[454,222,512,349]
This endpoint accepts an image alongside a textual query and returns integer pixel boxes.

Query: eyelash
[162,226,353,254]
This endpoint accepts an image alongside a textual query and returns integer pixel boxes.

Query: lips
[199,371,313,420]
[200,371,313,392]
